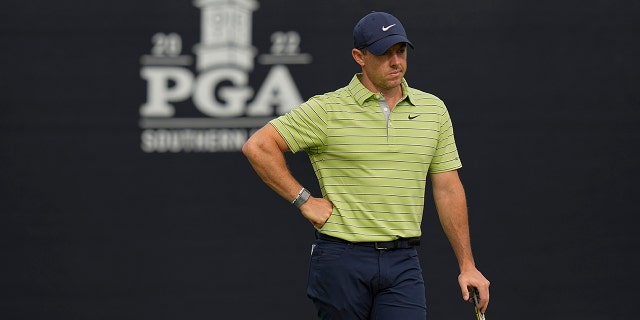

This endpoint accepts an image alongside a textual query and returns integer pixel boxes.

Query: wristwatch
[292,187,311,208]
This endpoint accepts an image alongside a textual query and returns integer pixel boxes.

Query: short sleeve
[269,96,328,154]
[428,107,463,173]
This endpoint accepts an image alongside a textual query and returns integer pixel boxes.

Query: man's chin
[385,78,403,89]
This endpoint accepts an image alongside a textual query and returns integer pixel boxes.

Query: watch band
[292,187,311,208]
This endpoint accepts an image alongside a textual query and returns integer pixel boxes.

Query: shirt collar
[347,73,416,106]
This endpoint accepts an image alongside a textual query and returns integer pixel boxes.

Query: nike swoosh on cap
[382,24,396,31]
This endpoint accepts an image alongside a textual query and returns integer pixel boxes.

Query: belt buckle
[374,241,393,250]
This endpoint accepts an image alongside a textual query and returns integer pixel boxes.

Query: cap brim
[366,35,414,55]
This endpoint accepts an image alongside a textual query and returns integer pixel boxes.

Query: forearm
[243,125,334,227]
[242,126,302,202]
[432,172,476,271]
[431,171,490,311]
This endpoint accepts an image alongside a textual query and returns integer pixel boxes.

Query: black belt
[318,233,420,250]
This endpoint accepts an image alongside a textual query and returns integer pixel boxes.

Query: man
[242,11,490,319]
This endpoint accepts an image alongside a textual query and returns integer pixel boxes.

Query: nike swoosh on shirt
[382,24,396,31]
[408,114,420,120]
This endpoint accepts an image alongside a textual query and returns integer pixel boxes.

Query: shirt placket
[375,94,392,142]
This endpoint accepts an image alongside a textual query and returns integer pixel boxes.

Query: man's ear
[352,48,365,66]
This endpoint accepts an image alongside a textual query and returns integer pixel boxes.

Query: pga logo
[140,35,305,119]
[137,0,312,153]
[139,0,310,120]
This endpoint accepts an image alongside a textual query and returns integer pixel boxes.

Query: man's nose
[389,53,401,65]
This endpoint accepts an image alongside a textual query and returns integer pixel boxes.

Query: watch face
[293,188,311,207]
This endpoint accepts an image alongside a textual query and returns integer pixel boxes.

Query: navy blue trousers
[306,237,427,320]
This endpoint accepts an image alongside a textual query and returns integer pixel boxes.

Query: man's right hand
[300,197,333,228]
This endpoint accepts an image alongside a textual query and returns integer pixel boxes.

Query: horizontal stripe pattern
[270,74,461,242]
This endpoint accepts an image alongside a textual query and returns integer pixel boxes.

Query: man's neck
[381,87,403,110]
[358,74,404,110]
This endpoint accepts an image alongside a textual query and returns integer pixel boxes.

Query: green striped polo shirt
[270,74,462,242]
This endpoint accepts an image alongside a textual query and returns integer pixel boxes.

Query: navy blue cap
[353,12,414,55]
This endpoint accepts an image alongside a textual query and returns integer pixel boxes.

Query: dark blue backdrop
[2,0,639,319]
